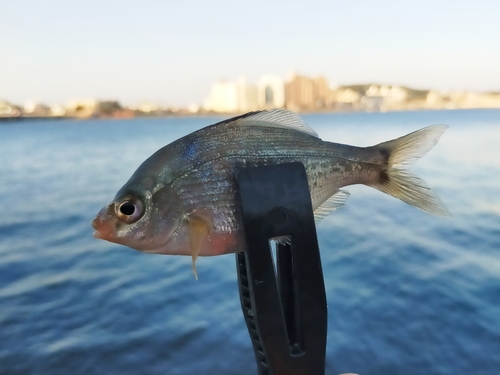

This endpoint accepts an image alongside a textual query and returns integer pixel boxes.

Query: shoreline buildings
[2,73,500,119]
[203,73,329,113]
[203,73,500,114]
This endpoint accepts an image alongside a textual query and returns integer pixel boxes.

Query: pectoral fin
[188,214,212,280]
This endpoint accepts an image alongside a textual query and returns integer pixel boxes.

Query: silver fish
[92,109,449,276]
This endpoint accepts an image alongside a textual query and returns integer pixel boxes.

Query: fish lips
[91,207,117,240]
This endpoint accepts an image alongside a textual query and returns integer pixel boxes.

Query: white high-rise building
[203,77,258,113]
[258,75,285,109]
[236,76,258,112]
[203,80,238,113]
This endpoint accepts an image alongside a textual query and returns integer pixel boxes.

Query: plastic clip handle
[235,162,327,375]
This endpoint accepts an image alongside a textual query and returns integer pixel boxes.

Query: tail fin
[370,125,451,216]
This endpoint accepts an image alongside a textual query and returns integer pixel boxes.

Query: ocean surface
[1,109,499,375]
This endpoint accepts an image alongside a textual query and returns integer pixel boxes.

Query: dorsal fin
[313,190,350,224]
[228,109,319,138]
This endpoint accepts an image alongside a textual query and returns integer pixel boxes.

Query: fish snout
[91,207,116,240]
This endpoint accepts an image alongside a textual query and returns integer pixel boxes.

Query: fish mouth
[91,216,107,239]
[91,217,103,238]
[91,209,116,240]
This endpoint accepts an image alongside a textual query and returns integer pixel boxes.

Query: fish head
[91,182,184,253]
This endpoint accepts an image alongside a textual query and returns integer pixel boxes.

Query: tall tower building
[285,72,332,111]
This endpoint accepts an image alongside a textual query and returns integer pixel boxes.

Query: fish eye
[115,196,144,224]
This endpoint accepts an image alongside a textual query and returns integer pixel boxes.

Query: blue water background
[1,110,499,374]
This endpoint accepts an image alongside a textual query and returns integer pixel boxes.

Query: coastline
[1,106,499,123]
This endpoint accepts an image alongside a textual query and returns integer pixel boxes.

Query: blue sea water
[0,109,499,375]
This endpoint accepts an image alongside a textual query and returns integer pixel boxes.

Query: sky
[1,0,499,107]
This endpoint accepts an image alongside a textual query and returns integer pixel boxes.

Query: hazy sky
[1,0,499,106]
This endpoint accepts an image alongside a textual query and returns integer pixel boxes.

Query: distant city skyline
[1,1,499,107]
[3,74,499,119]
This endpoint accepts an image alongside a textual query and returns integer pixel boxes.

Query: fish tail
[369,125,451,216]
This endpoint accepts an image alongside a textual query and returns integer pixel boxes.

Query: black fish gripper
[235,162,328,375]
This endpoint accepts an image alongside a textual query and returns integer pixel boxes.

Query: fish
[92,109,449,277]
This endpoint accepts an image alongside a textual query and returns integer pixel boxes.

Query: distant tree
[405,88,429,101]
[338,84,372,96]
[98,101,122,115]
